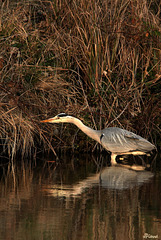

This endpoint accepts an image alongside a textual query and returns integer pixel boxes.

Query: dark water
[0,153,160,240]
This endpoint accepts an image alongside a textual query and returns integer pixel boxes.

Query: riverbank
[0,0,160,160]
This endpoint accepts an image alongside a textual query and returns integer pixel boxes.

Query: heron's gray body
[100,127,155,154]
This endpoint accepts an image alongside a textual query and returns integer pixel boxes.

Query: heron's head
[41,113,73,123]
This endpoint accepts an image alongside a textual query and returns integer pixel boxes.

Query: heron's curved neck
[70,117,101,143]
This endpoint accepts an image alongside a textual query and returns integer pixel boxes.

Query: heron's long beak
[40,117,57,123]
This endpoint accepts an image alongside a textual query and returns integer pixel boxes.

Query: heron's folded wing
[100,129,155,153]
[124,131,155,151]
[100,130,132,153]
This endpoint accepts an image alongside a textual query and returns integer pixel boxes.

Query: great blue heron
[41,113,156,165]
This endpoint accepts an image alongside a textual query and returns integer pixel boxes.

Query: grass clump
[0,0,160,159]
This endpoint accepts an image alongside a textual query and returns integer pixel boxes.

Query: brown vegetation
[0,0,160,159]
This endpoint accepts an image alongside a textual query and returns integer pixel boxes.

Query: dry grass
[0,0,160,159]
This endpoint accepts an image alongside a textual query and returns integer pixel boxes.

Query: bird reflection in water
[43,164,154,198]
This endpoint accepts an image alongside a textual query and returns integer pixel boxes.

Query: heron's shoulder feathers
[102,127,145,141]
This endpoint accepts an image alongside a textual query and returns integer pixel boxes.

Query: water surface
[0,154,160,240]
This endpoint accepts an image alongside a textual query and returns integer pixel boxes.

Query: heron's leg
[111,154,117,165]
